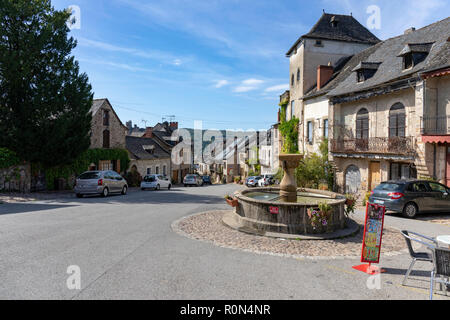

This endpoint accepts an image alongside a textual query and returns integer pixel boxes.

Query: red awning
[422,136,450,144]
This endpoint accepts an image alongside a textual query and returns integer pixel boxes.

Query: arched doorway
[345,165,361,194]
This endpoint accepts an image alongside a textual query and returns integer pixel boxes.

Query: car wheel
[102,187,109,198]
[76,193,83,198]
[168,184,171,190]
[184,184,187,187]
[121,186,127,195]
[156,184,160,191]
[402,202,418,219]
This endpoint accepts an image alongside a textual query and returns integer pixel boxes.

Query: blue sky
[52,0,450,130]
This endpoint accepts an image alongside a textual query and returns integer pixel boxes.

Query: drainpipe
[433,144,437,180]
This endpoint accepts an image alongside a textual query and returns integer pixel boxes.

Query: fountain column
[279,154,303,203]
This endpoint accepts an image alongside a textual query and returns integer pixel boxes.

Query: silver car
[74,171,128,198]
[141,174,172,191]
[183,174,203,187]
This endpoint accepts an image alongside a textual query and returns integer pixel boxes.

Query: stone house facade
[325,18,450,196]
[286,13,380,154]
[90,99,128,173]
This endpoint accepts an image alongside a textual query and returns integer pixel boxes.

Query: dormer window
[397,43,433,70]
[330,16,339,28]
[352,62,381,83]
[143,145,155,155]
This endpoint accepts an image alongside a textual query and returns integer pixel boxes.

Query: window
[357,70,365,83]
[297,68,301,82]
[428,182,448,193]
[102,130,110,148]
[103,110,109,126]
[314,40,323,47]
[389,103,406,137]
[307,121,313,144]
[323,119,329,138]
[409,182,428,192]
[155,166,159,175]
[291,101,295,119]
[390,163,417,180]
[147,168,152,175]
[163,165,167,176]
[356,108,369,139]
[404,53,413,69]
[291,74,295,86]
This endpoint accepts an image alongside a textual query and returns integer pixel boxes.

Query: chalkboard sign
[360,203,386,264]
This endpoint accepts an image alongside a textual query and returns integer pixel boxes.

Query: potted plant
[307,202,333,233]
[224,194,238,207]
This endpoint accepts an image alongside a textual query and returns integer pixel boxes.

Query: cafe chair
[429,247,450,300]
[401,230,437,286]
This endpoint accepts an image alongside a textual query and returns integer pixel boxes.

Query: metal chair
[430,247,450,300]
[401,230,437,286]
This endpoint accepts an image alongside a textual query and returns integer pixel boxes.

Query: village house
[89,98,129,173]
[285,13,380,156]
[325,18,450,195]
[126,135,171,179]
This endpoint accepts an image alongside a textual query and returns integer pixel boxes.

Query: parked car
[141,174,172,191]
[368,179,450,218]
[184,174,203,187]
[246,176,262,188]
[202,175,212,185]
[74,171,128,198]
[258,174,275,187]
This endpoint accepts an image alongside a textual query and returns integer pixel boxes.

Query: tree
[0,0,93,167]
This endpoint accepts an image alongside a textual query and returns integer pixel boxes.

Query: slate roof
[327,17,450,98]
[126,136,171,161]
[287,13,380,56]
[303,44,381,100]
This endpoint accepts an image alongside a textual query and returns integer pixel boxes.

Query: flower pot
[226,198,238,208]
[345,199,355,207]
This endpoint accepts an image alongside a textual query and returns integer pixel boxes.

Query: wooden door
[446,145,450,188]
[369,162,381,191]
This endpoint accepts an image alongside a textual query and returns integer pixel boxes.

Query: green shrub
[0,148,21,169]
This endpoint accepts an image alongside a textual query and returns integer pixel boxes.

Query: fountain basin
[225,187,348,236]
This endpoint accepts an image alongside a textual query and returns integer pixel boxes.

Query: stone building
[286,12,380,157]
[89,99,128,172]
[126,136,171,178]
[325,18,450,195]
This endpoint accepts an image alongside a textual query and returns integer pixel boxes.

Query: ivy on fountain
[278,100,299,154]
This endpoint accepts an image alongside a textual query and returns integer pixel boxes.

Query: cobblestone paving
[173,210,410,260]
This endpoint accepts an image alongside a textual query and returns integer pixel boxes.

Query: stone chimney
[169,122,179,130]
[317,65,334,90]
[143,127,153,138]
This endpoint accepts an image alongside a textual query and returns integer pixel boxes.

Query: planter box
[226,198,239,208]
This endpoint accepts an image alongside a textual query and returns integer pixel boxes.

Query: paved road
[0,185,449,300]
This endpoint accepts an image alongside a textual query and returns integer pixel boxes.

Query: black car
[202,175,212,185]
[369,180,450,218]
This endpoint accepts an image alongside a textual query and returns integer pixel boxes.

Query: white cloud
[233,78,264,93]
[77,37,183,65]
[242,78,264,86]
[265,84,288,92]
[214,80,229,88]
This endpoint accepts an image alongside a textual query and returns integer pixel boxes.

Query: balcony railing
[330,137,416,155]
[421,116,450,135]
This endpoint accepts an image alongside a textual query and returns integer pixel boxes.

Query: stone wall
[129,158,172,179]
[90,100,127,149]
[0,164,31,193]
